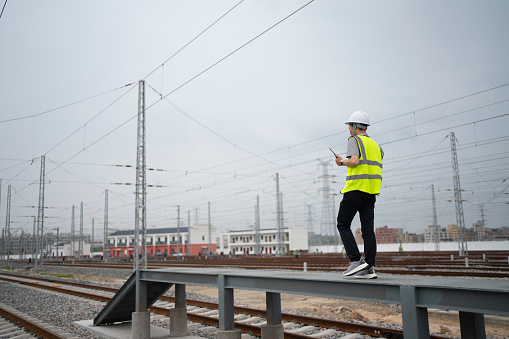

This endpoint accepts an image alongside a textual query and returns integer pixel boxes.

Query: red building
[375,225,399,244]
[106,225,217,257]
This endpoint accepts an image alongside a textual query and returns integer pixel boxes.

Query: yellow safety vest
[341,135,383,195]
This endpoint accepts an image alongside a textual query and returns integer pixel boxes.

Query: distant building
[424,225,451,243]
[448,224,459,240]
[472,220,486,241]
[106,224,216,257]
[0,232,90,259]
[403,232,421,243]
[375,225,399,244]
[492,227,509,241]
[219,225,308,255]
[354,228,363,244]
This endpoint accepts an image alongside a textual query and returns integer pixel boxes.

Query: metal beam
[218,274,235,331]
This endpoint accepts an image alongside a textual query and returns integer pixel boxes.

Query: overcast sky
[1,0,508,242]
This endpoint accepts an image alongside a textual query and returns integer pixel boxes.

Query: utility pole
[177,205,181,255]
[91,218,94,257]
[318,159,335,244]
[79,202,83,259]
[71,206,75,264]
[32,217,36,261]
[56,227,59,260]
[36,155,46,267]
[0,179,1,262]
[280,192,285,254]
[5,185,11,264]
[450,132,467,256]
[207,202,212,254]
[135,79,147,270]
[104,189,108,262]
[187,210,191,255]
[254,196,261,255]
[275,173,283,255]
[431,184,440,251]
[0,229,3,263]
[20,231,24,260]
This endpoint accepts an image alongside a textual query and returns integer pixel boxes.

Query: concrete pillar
[132,311,150,339]
[170,307,188,337]
[170,283,188,337]
[217,329,241,339]
[261,324,284,339]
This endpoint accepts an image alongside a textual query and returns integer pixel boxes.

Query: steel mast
[135,80,147,269]
[36,156,45,267]
[450,132,467,256]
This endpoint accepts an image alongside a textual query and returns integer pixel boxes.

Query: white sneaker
[354,266,377,279]
[343,258,368,276]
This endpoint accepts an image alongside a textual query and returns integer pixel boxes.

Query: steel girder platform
[94,267,509,338]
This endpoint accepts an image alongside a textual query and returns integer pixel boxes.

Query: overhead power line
[0,83,135,124]
[143,0,245,81]
[374,83,509,125]
[0,0,7,20]
[148,0,316,105]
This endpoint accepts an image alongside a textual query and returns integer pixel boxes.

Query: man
[334,110,383,279]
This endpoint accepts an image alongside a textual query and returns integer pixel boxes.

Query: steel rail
[0,305,68,339]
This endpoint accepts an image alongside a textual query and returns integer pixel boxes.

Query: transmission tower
[104,189,108,262]
[36,155,45,267]
[450,132,468,256]
[304,203,314,234]
[254,195,261,255]
[317,159,335,243]
[431,184,440,251]
[135,79,147,269]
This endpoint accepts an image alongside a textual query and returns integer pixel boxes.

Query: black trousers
[336,190,377,267]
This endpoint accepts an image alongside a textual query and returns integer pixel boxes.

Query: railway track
[0,271,452,339]
[0,301,77,339]
[36,261,509,278]
[22,250,507,279]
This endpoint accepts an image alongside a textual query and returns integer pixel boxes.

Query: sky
[1,0,509,242]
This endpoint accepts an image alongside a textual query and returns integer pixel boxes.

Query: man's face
[348,124,354,136]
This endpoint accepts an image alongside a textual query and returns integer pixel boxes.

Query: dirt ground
[185,285,509,339]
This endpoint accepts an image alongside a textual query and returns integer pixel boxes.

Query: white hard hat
[345,110,370,126]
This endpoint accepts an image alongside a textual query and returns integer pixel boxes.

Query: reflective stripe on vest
[341,135,383,195]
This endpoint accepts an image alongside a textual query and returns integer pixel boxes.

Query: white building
[424,225,450,243]
[219,225,308,255]
[472,220,486,241]
[48,241,91,258]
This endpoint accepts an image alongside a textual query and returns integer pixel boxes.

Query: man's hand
[335,155,343,166]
